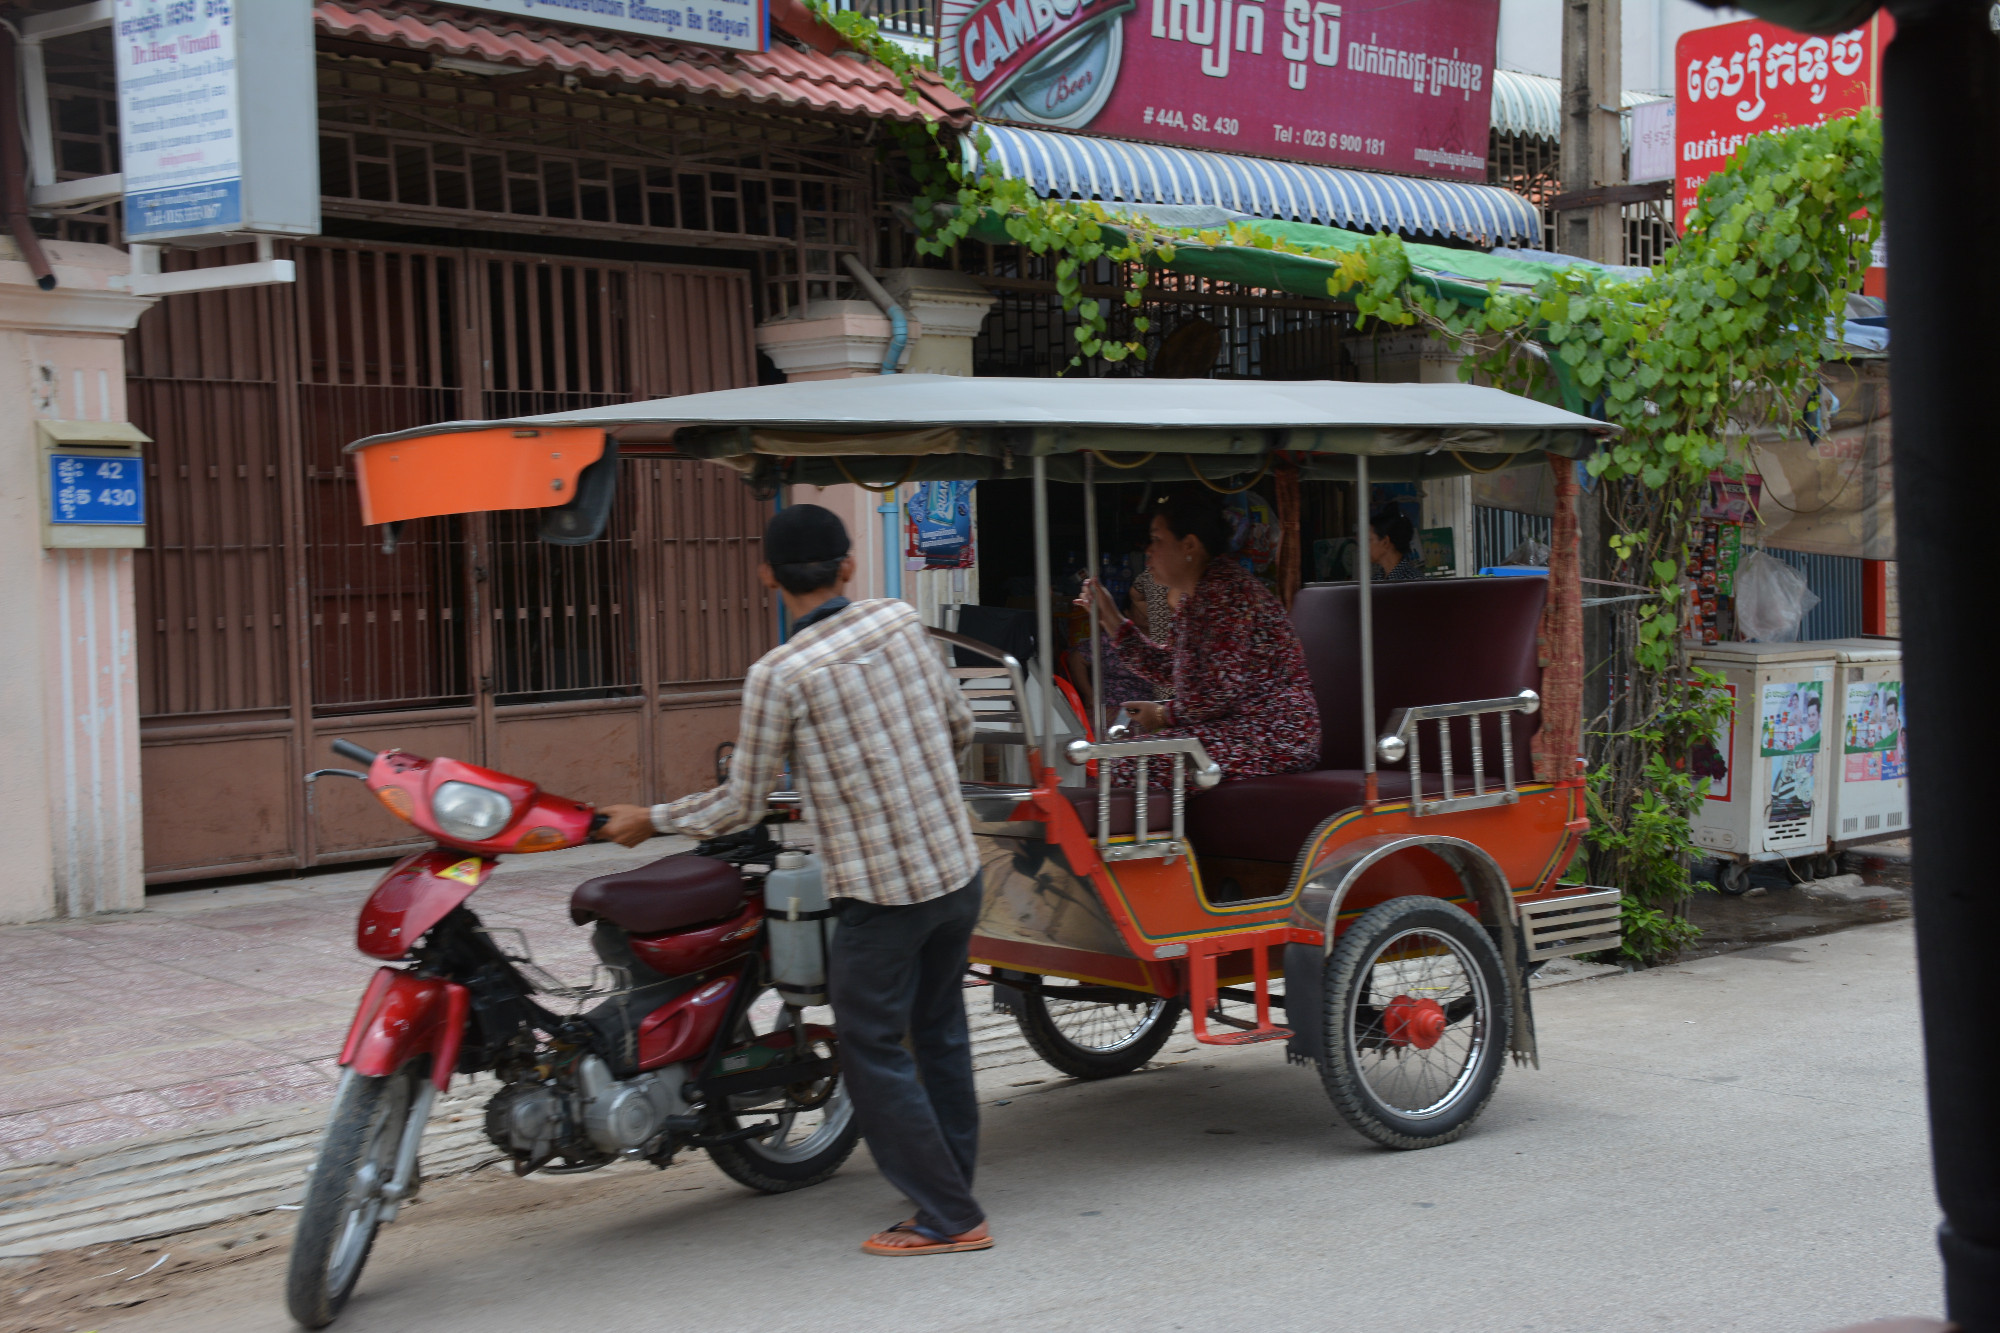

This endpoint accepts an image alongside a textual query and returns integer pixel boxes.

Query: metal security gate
[133,239,770,881]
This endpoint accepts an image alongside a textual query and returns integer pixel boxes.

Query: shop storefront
[24,0,967,885]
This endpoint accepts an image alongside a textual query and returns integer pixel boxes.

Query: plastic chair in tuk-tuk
[345,374,1624,1150]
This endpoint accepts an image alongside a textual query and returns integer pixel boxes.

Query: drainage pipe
[839,254,909,599]
[839,253,908,375]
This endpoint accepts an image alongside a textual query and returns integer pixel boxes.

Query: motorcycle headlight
[431,781,514,841]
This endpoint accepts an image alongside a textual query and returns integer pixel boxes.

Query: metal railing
[822,0,938,38]
[928,628,1033,750]
[1376,690,1542,817]
[1064,729,1224,863]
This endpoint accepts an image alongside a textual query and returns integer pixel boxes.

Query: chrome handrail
[1064,734,1223,863]
[927,628,1034,748]
[1376,689,1542,816]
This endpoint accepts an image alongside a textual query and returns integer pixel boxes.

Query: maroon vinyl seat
[1184,770,1452,862]
[1174,578,1549,864]
[1061,786,1179,838]
[570,852,746,934]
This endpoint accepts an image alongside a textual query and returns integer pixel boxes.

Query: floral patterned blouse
[1112,556,1320,779]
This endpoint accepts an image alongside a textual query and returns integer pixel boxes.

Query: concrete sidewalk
[0,841,675,1167]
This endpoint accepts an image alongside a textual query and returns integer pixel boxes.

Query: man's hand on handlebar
[596,804,657,848]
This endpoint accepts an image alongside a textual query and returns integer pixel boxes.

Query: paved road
[80,920,1939,1333]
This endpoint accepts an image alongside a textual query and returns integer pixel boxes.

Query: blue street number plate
[49,454,145,526]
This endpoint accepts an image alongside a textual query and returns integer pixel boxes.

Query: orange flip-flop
[861,1220,994,1256]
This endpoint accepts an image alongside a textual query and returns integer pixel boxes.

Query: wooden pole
[1534,453,1583,784]
[1275,455,1301,608]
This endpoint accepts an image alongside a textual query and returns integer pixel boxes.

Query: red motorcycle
[285,740,854,1328]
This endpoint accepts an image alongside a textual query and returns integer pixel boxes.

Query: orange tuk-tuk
[347,373,1621,1151]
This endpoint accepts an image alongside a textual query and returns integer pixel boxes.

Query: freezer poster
[1844,679,1906,782]
[1768,752,1817,824]
[1760,680,1823,756]
[1695,681,1735,803]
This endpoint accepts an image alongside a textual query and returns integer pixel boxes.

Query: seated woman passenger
[1369,506,1426,582]
[1079,491,1320,780]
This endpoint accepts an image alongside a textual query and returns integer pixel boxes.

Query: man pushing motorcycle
[598,503,993,1257]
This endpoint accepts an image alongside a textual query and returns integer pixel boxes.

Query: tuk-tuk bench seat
[1183,769,1451,863]
[1062,769,1449,861]
[1060,786,1179,838]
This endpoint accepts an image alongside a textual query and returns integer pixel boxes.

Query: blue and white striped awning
[973,123,1545,247]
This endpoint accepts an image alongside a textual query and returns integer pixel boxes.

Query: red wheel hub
[1381,995,1447,1050]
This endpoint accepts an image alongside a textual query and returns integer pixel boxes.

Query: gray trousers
[826,874,984,1237]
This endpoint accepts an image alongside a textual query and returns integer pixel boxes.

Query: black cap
[764,504,851,566]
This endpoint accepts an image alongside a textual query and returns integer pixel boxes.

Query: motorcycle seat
[570,852,746,934]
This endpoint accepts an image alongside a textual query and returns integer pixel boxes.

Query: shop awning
[972,124,1544,247]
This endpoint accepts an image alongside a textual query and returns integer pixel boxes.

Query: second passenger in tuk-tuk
[1081,491,1320,781]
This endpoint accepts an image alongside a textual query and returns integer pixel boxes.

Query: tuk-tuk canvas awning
[345,375,1616,516]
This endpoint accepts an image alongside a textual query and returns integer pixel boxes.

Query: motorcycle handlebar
[330,738,378,766]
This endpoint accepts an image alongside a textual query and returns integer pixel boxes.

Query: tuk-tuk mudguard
[338,967,470,1091]
[1280,831,1528,1067]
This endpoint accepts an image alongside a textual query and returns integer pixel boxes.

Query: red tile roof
[316,1,972,126]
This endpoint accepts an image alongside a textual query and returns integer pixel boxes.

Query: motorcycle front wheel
[285,1064,426,1328]
[705,988,860,1193]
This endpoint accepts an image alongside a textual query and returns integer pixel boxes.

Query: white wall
[1497,0,1750,95]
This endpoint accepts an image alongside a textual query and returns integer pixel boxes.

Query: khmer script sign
[1674,14,1888,216]
[458,0,767,52]
[940,0,1500,179]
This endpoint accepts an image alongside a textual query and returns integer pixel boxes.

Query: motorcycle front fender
[339,967,470,1091]
[357,848,495,959]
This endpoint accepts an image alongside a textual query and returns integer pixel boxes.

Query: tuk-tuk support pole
[1356,452,1378,807]
[1033,454,1057,776]
[1083,455,1104,742]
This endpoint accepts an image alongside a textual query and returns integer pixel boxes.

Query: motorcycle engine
[485,1058,690,1169]
[485,1081,568,1166]
[577,1055,689,1154]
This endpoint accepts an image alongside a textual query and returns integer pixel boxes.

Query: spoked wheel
[285,1064,428,1328]
[1018,981,1184,1079]
[1321,896,1510,1150]
[705,987,861,1194]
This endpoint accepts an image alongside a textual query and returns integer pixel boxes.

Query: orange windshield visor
[352,427,607,526]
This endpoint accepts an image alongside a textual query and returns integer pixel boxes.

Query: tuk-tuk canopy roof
[347,375,1616,492]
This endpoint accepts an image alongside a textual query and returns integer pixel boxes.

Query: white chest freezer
[1816,638,1908,845]
[1687,641,1838,863]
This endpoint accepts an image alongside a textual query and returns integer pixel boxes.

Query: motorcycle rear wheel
[285,1065,424,1328]
[705,991,860,1193]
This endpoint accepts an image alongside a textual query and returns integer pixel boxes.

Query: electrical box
[38,420,151,550]
[1687,641,1838,865]
[1819,638,1908,846]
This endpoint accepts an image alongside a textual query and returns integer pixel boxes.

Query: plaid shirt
[653,598,978,906]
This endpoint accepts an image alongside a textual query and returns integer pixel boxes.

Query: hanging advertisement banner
[905,482,977,569]
[458,0,767,53]
[940,0,1500,180]
[115,0,320,244]
[1673,14,1890,216]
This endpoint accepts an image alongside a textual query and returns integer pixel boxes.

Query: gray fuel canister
[763,849,834,1006]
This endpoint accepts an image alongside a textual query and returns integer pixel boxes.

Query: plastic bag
[1733,550,1820,641]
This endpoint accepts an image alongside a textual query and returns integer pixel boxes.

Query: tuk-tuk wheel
[1320,896,1510,1150]
[1017,983,1185,1080]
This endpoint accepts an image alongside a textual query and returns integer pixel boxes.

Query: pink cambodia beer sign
[1674,15,1887,215]
[940,0,1501,180]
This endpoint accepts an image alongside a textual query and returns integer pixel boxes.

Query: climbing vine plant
[806,0,1183,368]
[801,4,1881,958]
[1360,113,1884,959]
